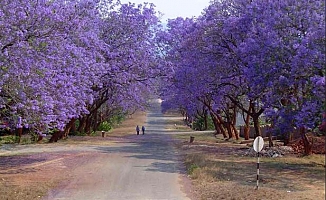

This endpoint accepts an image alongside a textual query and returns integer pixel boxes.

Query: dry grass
[167,113,325,200]
[174,131,218,143]
[163,114,191,132]
[184,153,325,200]
[170,122,326,200]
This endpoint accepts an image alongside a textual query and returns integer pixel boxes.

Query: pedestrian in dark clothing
[136,125,140,135]
[141,126,145,135]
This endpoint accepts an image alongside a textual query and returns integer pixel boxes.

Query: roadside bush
[0,135,20,144]
[193,116,215,131]
[21,136,32,144]
[98,113,126,132]
[30,132,39,142]
[98,121,112,132]
[187,163,199,175]
[110,114,125,127]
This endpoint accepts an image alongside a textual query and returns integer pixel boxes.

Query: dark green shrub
[98,121,112,132]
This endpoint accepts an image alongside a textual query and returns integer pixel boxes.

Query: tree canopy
[159,0,325,151]
[0,0,324,151]
[0,0,164,134]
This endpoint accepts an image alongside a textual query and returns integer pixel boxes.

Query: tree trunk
[37,135,43,142]
[85,116,92,135]
[210,112,227,138]
[16,128,23,143]
[49,131,64,143]
[283,132,291,145]
[71,120,76,133]
[252,115,261,138]
[77,116,86,133]
[243,104,252,140]
[226,98,264,139]
[244,126,250,140]
[215,113,228,138]
[224,121,233,139]
[268,131,273,147]
[299,126,312,155]
[224,108,234,139]
[232,124,239,140]
[63,119,76,138]
[210,112,220,135]
[203,111,208,131]
[92,109,98,132]
[231,105,239,140]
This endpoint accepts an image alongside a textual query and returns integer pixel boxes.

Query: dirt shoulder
[172,132,325,200]
[0,109,324,200]
[164,110,325,200]
[0,112,147,200]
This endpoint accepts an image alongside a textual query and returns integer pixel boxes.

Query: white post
[253,136,264,190]
[256,152,260,190]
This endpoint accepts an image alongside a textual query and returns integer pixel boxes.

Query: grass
[165,112,325,199]
[0,135,20,144]
[174,132,217,142]
[172,124,325,200]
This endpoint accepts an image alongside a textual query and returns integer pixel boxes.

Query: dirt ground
[177,141,325,200]
[165,111,325,200]
[0,112,147,200]
[0,110,325,200]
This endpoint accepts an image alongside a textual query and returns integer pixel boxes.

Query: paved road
[44,100,192,200]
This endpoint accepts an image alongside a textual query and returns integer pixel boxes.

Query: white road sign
[253,136,264,153]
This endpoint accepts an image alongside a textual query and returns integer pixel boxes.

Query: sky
[120,0,211,22]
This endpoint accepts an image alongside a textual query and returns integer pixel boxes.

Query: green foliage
[72,131,87,136]
[74,120,80,130]
[97,113,126,132]
[193,118,204,131]
[30,132,39,142]
[110,113,125,126]
[193,116,215,131]
[98,121,112,131]
[21,137,32,144]
[90,131,97,136]
[187,163,199,175]
[0,135,19,144]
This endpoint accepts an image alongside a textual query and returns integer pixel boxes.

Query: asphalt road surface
[44,100,192,200]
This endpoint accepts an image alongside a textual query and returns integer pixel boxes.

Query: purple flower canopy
[0,0,324,134]
[158,0,325,132]
[0,0,165,132]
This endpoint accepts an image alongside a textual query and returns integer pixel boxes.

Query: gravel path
[40,100,192,200]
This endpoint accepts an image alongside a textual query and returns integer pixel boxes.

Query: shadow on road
[94,133,183,174]
[93,101,188,174]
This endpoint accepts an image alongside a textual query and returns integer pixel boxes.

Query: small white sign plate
[253,136,264,152]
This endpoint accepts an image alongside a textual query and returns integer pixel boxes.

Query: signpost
[253,136,264,190]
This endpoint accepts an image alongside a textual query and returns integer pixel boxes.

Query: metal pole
[256,151,260,190]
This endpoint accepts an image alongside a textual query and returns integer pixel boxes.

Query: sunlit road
[44,100,192,200]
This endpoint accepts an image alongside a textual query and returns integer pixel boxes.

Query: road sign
[253,136,264,152]
[253,136,264,190]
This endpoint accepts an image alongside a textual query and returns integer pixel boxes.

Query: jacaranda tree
[0,0,165,141]
[159,0,325,154]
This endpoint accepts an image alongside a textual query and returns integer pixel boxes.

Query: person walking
[141,125,145,135]
[136,125,140,135]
